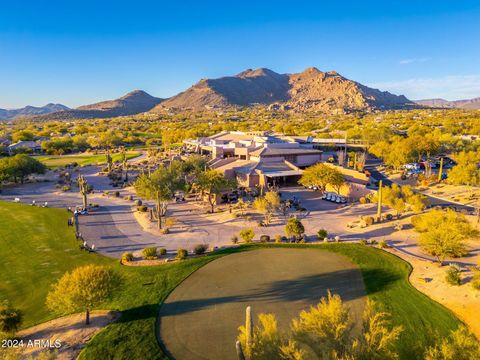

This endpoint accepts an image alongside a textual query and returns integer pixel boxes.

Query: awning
[264,170,303,178]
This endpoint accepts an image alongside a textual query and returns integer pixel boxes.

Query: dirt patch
[386,248,480,339]
[17,310,120,359]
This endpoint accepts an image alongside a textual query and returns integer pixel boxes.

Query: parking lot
[278,186,345,212]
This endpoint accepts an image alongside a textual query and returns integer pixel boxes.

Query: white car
[402,163,420,170]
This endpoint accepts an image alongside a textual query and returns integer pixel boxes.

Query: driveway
[2,171,478,266]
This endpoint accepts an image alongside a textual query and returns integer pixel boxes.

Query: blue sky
[1,0,479,108]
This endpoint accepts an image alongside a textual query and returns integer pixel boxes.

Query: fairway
[159,248,366,360]
[35,152,140,168]
[0,201,115,327]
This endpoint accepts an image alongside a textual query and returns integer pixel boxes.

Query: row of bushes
[230,228,330,244]
[122,244,210,263]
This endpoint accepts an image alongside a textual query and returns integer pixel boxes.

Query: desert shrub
[359,239,368,245]
[142,247,157,260]
[231,235,239,244]
[160,228,170,234]
[275,235,284,243]
[317,229,328,240]
[176,248,188,260]
[122,252,134,263]
[285,217,305,240]
[114,191,120,197]
[379,240,389,249]
[472,269,480,290]
[370,239,378,245]
[239,228,255,243]
[359,197,367,204]
[257,221,264,227]
[135,199,143,206]
[0,301,23,335]
[259,235,270,243]
[364,216,374,226]
[61,185,71,192]
[137,205,148,212]
[194,244,208,255]
[386,213,394,221]
[165,217,177,227]
[159,248,167,256]
[445,264,462,286]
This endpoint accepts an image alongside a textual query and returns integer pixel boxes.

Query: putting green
[158,248,366,360]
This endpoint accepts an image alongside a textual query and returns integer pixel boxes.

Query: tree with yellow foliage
[46,265,121,325]
[236,292,402,360]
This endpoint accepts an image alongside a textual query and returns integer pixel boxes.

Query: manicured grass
[34,152,140,168]
[0,201,461,359]
[0,201,115,327]
[78,258,215,360]
[82,244,460,360]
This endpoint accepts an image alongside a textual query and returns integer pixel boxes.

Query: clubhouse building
[183,131,323,188]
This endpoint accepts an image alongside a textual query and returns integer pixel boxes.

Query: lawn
[34,152,140,168]
[0,201,462,360]
[0,201,115,327]
[81,244,461,360]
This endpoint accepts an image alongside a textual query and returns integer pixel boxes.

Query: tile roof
[249,147,322,157]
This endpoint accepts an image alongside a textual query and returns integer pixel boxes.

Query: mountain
[33,90,162,120]
[415,97,480,109]
[0,103,70,120]
[152,67,414,112]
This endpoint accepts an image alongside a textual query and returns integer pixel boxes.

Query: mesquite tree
[196,169,237,213]
[134,163,184,229]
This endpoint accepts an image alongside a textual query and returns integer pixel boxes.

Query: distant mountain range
[2,67,424,120]
[35,90,162,120]
[0,103,70,120]
[153,67,414,112]
[415,97,480,109]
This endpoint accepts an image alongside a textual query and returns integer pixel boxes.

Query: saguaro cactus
[78,175,89,209]
[121,148,129,182]
[236,340,246,360]
[106,148,113,174]
[245,305,253,359]
[438,157,443,182]
[376,180,383,221]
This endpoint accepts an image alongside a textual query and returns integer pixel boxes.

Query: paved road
[365,164,476,212]
[1,165,478,266]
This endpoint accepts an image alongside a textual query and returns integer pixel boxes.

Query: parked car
[402,163,420,170]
